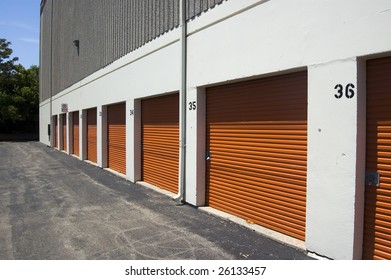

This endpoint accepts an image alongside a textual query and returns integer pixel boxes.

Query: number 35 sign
[334,83,355,99]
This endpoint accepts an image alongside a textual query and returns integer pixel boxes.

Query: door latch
[365,171,380,187]
[206,151,211,161]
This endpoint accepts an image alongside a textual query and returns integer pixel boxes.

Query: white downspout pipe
[173,0,187,202]
[49,0,54,146]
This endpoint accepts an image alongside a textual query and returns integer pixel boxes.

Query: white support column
[185,87,206,206]
[39,102,51,146]
[68,112,73,155]
[66,113,71,154]
[306,58,366,260]
[97,106,103,167]
[99,105,108,168]
[56,115,60,149]
[127,99,141,182]
[80,109,87,160]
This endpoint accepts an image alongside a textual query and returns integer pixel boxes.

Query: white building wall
[186,0,391,88]
[80,109,87,160]
[39,99,51,146]
[39,0,391,259]
[66,112,71,154]
[97,105,104,168]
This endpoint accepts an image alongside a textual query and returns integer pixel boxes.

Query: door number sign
[189,101,197,111]
[334,83,355,99]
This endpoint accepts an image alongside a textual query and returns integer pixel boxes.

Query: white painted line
[136,181,176,198]
[103,168,127,180]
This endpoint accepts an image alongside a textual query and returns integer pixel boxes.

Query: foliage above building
[0,38,39,134]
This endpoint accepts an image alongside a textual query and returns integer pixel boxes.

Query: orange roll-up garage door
[206,71,308,241]
[72,111,79,156]
[61,114,67,151]
[363,56,391,260]
[107,103,126,174]
[87,108,97,163]
[141,93,179,193]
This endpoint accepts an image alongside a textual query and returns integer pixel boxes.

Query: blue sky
[0,0,41,68]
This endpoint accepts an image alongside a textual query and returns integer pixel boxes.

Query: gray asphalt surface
[0,141,312,260]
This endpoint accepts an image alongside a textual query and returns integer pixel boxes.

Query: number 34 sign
[334,83,355,99]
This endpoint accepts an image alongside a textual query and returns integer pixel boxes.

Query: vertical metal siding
[122,0,128,56]
[187,0,194,19]
[142,93,179,193]
[40,0,227,102]
[72,111,80,156]
[107,103,126,175]
[363,56,391,260]
[206,71,308,241]
[40,0,52,102]
[87,108,97,163]
[131,0,137,51]
[187,0,224,20]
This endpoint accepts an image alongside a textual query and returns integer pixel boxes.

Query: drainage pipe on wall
[173,0,187,202]
[49,0,54,146]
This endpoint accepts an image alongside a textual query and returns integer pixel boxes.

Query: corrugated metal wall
[39,0,52,103]
[40,0,226,102]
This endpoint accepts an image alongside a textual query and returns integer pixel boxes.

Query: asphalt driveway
[0,141,311,260]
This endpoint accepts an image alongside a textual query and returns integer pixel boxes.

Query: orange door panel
[206,71,308,241]
[141,93,179,193]
[363,56,391,260]
[107,103,126,174]
[73,111,79,156]
[87,108,97,163]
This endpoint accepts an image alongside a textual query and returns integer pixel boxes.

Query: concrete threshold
[103,167,127,180]
[199,206,307,252]
[84,160,99,167]
[136,181,176,199]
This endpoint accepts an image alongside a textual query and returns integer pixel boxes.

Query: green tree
[14,65,40,127]
[0,38,19,94]
[0,38,39,134]
[0,38,19,72]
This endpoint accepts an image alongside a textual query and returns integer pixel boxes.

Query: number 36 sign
[334,83,355,99]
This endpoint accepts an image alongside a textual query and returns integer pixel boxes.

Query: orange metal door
[62,114,67,151]
[107,103,126,174]
[141,93,179,193]
[206,71,308,241]
[363,56,391,260]
[87,108,97,163]
[73,111,79,156]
